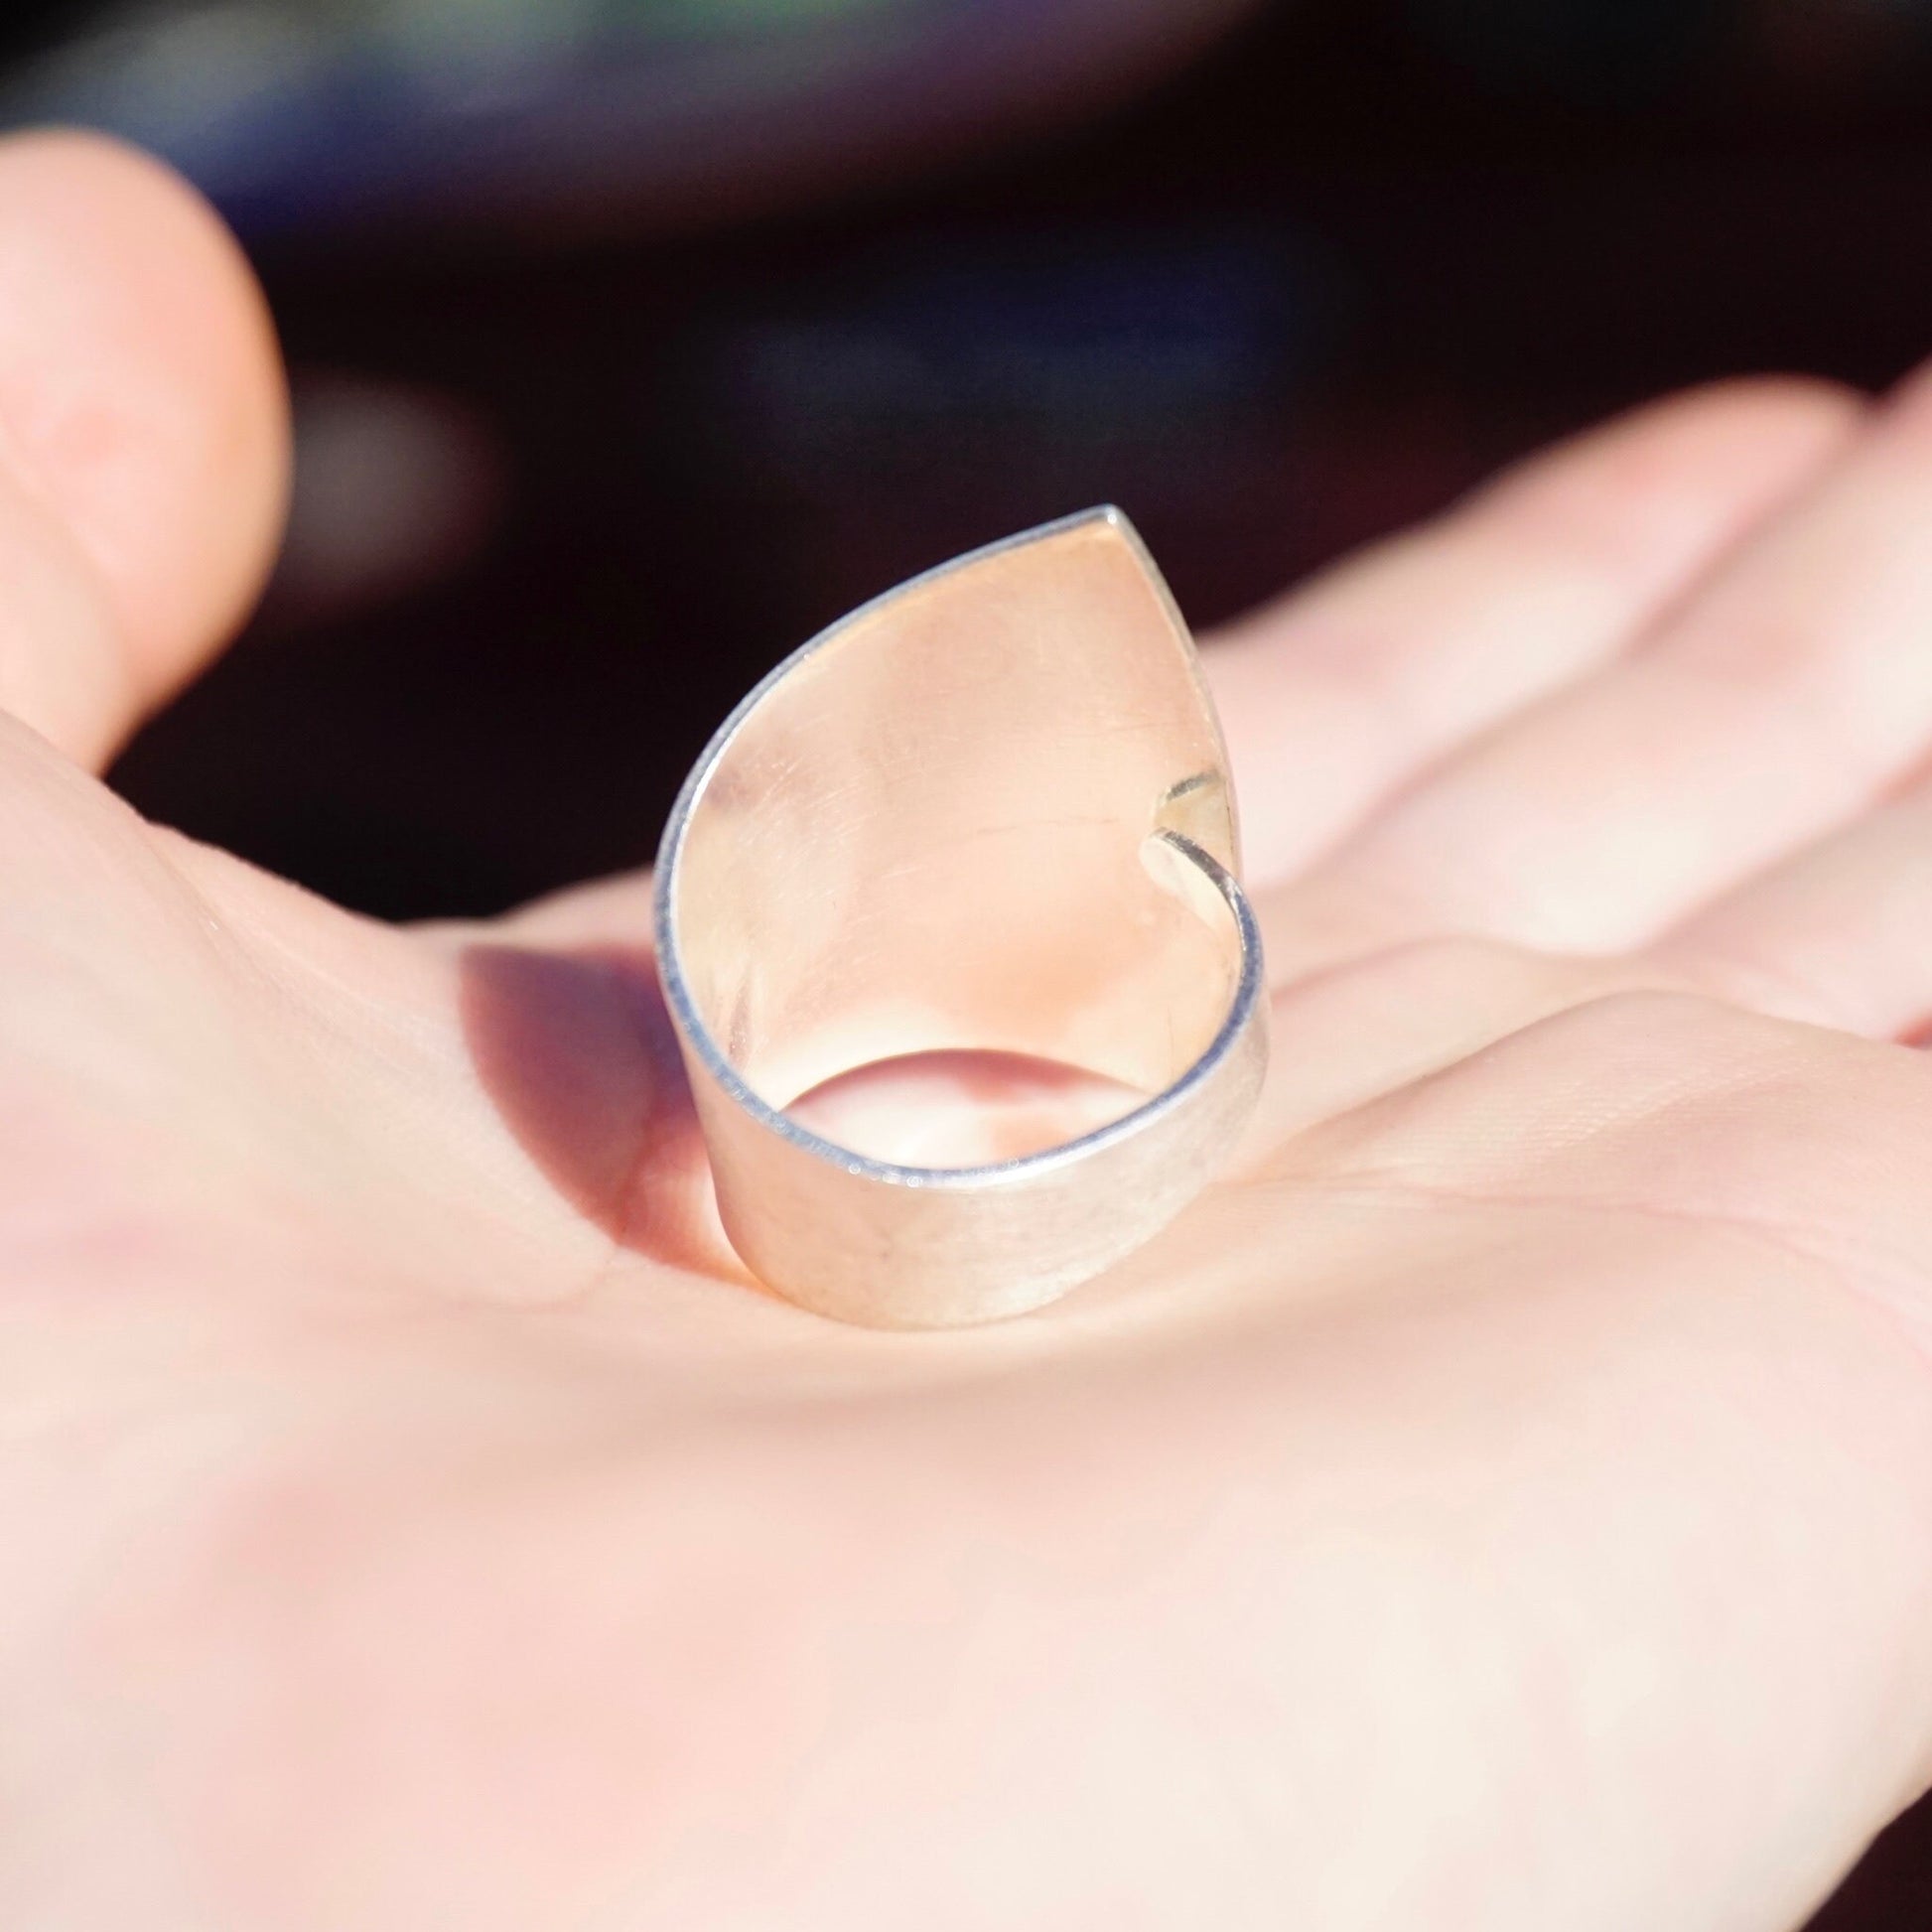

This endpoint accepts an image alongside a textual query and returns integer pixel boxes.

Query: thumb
[0,130,288,767]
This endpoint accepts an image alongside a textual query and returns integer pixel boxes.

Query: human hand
[5,132,1931,1932]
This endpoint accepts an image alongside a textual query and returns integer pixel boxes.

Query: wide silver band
[654,508,1269,1328]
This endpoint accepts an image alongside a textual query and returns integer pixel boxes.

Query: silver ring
[655,507,1269,1328]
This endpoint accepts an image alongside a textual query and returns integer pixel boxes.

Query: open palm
[8,135,1932,1932]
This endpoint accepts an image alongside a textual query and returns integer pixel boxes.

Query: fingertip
[1656,370,1868,424]
[0,128,290,715]
[1621,372,1869,468]
[1454,374,1865,603]
[1482,374,1866,523]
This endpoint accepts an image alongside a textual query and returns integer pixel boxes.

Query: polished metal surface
[655,507,1269,1328]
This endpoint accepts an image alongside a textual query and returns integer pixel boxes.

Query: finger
[1267,358,1932,973]
[1206,377,1863,887]
[468,870,659,951]
[1235,938,1679,1159]
[0,131,288,766]
[1645,771,1932,1039]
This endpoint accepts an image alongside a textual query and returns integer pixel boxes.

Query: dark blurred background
[3,3,1930,1920]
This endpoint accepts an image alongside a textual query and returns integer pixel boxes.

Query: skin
[3,130,1932,1932]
